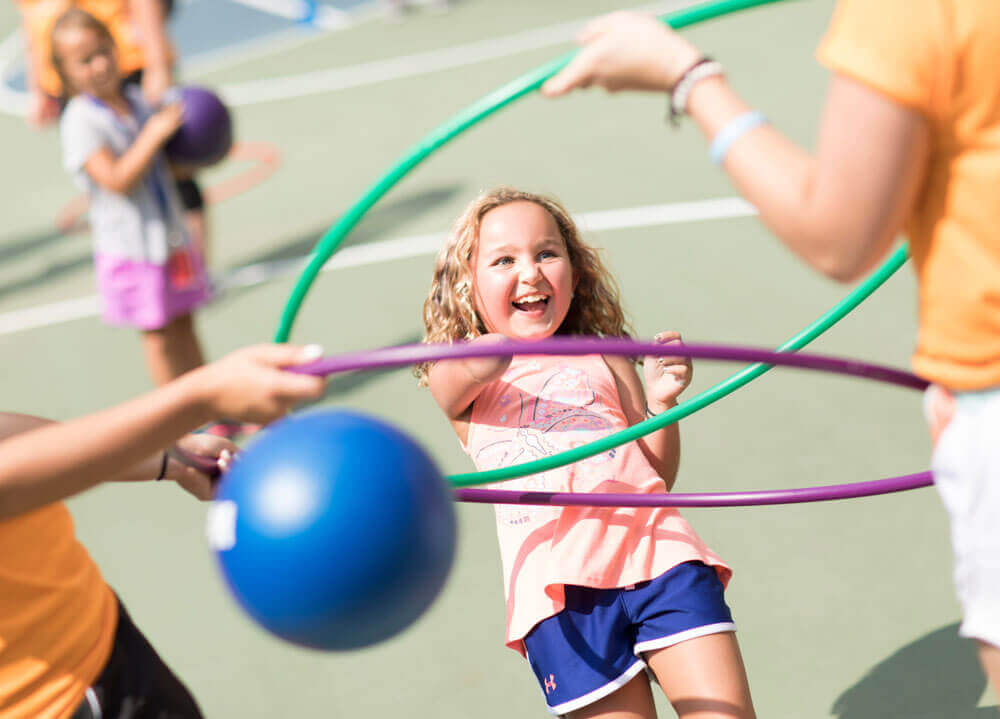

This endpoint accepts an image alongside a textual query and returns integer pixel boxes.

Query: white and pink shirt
[462,353,730,655]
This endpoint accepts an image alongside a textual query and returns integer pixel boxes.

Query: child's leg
[141,313,204,386]
[645,633,755,719]
[978,641,1000,702]
[173,175,209,266]
[565,672,657,719]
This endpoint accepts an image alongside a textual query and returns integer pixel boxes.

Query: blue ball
[207,409,456,650]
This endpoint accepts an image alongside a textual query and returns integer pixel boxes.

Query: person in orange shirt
[541,0,1000,698]
[0,343,326,719]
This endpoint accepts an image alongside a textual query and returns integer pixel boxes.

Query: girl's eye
[538,249,558,260]
[492,256,513,266]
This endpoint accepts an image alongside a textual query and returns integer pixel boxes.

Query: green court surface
[0,0,996,716]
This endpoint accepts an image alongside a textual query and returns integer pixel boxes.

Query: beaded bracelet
[668,57,724,126]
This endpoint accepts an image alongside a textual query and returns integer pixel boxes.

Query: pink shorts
[95,248,212,331]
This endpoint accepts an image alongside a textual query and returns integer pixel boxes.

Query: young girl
[52,8,210,387]
[419,188,755,718]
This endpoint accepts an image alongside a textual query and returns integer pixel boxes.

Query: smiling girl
[418,188,755,719]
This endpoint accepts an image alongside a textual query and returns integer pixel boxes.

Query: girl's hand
[146,101,184,142]
[190,343,327,424]
[165,433,236,500]
[643,331,692,408]
[542,12,701,97]
[142,67,171,108]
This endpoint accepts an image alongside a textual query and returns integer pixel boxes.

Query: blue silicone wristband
[709,110,767,165]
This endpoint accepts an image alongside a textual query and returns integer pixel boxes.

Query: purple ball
[165,86,233,166]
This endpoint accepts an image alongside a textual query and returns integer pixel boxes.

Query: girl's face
[472,201,576,340]
[53,27,119,99]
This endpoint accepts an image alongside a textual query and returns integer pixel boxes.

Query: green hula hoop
[274,0,793,343]
[274,0,910,488]
[449,245,907,486]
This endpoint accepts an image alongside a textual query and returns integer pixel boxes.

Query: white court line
[0,0,697,115]
[0,197,756,337]
[219,0,697,106]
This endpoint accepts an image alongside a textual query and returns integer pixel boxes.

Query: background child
[52,8,208,387]
[17,0,210,259]
[541,0,1000,697]
[419,188,754,718]
[0,342,326,719]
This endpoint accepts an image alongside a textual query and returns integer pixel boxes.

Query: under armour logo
[544,674,557,694]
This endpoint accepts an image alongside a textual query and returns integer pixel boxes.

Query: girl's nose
[518,261,543,282]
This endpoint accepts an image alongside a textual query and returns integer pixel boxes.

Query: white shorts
[926,384,1000,648]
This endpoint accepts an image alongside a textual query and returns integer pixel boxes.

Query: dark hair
[50,8,116,96]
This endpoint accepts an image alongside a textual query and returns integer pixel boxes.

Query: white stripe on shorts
[633,621,736,655]
[547,659,647,716]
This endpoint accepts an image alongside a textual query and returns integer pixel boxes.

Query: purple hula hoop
[294,337,934,508]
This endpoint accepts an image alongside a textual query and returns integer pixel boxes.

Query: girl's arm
[20,16,60,128]
[84,101,183,194]
[427,333,513,420]
[0,343,325,520]
[543,13,931,282]
[604,332,691,491]
[129,0,173,105]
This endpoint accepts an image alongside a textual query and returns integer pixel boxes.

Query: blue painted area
[3,0,373,95]
[168,0,307,59]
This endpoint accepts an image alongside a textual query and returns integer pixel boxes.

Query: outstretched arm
[0,343,325,519]
[542,12,931,282]
[427,333,513,420]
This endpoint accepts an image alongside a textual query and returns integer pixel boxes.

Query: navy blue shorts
[523,561,735,715]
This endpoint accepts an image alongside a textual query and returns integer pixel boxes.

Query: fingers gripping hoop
[274,0,929,508]
[292,338,934,507]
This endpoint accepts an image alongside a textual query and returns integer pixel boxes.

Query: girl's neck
[88,90,129,116]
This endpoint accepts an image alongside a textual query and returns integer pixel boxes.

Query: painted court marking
[218,0,697,106]
[0,1,698,114]
[0,197,756,337]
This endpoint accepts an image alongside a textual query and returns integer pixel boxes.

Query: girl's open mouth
[512,295,549,312]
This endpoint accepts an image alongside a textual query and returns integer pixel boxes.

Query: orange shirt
[17,0,148,97]
[0,504,116,719]
[818,0,1000,391]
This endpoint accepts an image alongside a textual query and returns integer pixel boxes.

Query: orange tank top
[463,354,730,655]
[18,0,153,98]
[0,503,116,719]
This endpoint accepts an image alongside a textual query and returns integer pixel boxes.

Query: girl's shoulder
[59,95,111,133]
[60,95,93,124]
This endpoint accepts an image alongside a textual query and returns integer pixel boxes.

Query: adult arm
[542,12,932,282]
[0,343,325,519]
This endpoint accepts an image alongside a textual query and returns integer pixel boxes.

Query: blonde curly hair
[416,187,632,384]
